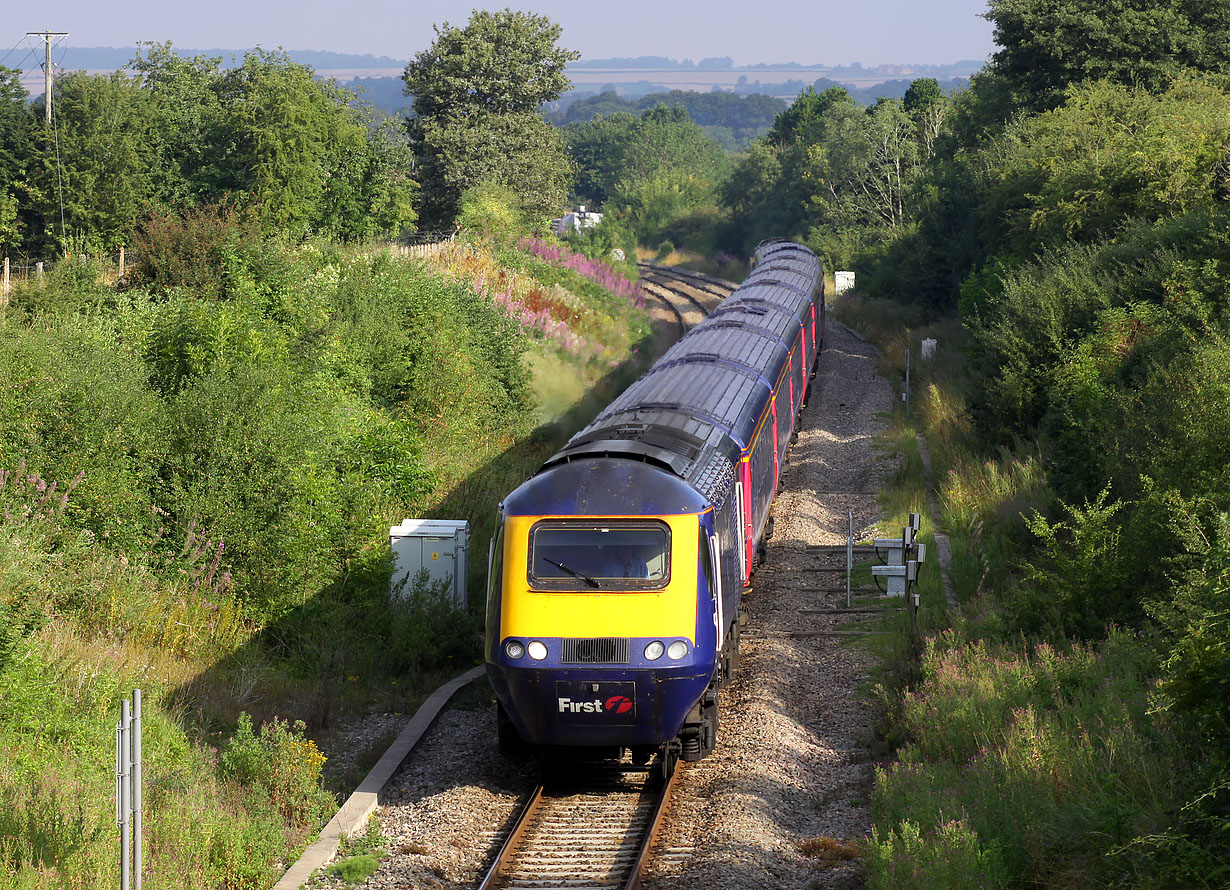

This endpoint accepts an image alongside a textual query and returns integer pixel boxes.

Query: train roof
[598,358,768,446]
[532,240,822,510]
[503,455,712,517]
[728,281,815,321]
[753,237,806,261]
[544,406,740,507]
[662,324,790,381]
[707,300,804,345]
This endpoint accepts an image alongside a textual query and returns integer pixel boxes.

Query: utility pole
[26,31,68,125]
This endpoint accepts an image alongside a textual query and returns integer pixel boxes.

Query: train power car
[484,239,825,771]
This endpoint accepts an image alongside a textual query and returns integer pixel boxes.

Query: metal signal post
[116,689,142,890]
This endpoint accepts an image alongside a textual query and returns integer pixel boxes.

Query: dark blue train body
[484,239,825,765]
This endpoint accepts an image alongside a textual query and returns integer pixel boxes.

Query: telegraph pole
[26,31,68,124]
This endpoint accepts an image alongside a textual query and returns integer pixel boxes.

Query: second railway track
[636,263,735,335]
[479,763,679,890]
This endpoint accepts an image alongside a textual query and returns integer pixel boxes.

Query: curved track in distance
[636,263,735,336]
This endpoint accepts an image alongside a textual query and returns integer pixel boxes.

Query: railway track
[636,263,735,335]
[478,762,679,890]
[637,263,733,311]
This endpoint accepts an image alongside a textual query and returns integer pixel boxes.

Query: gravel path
[309,318,895,890]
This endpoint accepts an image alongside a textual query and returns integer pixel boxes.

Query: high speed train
[483,239,824,770]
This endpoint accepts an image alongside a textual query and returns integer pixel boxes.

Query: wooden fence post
[119,246,125,279]
[1,256,8,311]
[36,261,44,286]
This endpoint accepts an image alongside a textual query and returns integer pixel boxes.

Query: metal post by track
[846,509,853,609]
[904,347,911,419]
[116,690,142,890]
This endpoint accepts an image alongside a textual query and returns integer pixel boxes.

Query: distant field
[564,66,932,91]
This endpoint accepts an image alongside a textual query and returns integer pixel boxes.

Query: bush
[457,182,531,242]
[219,713,333,829]
[388,572,480,673]
[1010,487,1131,639]
[129,202,270,301]
[327,853,380,885]
[0,320,167,550]
[4,255,113,319]
[873,630,1182,888]
[866,819,1008,890]
[563,215,638,276]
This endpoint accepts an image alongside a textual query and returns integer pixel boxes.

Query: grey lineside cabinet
[389,519,470,608]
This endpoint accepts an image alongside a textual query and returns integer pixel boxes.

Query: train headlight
[504,640,525,660]
[644,641,665,661]
[527,641,548,660]
[667,640,689,660]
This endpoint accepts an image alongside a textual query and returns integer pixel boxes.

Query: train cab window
[527,521,671,591]
[699,530,715,600]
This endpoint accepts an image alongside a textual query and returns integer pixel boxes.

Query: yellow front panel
[501,514,701,643]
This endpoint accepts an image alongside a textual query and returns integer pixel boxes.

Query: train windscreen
[527,521,670,590]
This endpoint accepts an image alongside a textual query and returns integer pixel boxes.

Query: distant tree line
[547,89,786,150]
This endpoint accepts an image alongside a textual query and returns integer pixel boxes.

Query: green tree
[903,78,949,158]
[811,98,919,232]
[403,9,577,120]
[30,71,156,252]
[765,85,854,146]
[977,76,1230,264]
[219,50,362,236]
[131,44,416,242]
[129,43,232,205]
[404,9,578,228]
[0,67,34,252]
[721,140,799,250]
[985,0,1230,111]
[416,111,572,228]
[565,105,729,245]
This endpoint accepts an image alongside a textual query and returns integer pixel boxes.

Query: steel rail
[640,279,707,335]
[476,764,679,890]
[637,262,736,306]
[624,761,680,890]
[476,782,547,890]
[637,266,725,317]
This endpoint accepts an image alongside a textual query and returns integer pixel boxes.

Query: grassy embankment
[0,229,651,890]
[831,295,1216,890]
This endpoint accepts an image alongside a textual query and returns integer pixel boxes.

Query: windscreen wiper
[541,556,600,589]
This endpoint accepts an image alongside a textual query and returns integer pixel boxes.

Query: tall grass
[873,631,1186,889]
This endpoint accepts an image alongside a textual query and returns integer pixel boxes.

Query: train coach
[484,239,824,772]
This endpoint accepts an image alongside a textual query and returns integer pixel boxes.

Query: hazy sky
[11,0,996,66]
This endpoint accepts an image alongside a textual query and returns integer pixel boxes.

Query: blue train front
[484,239,825,768]
[485,454,735,763]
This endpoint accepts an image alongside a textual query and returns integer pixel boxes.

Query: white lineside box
[835,271,855,294]
[389,519,470,608]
